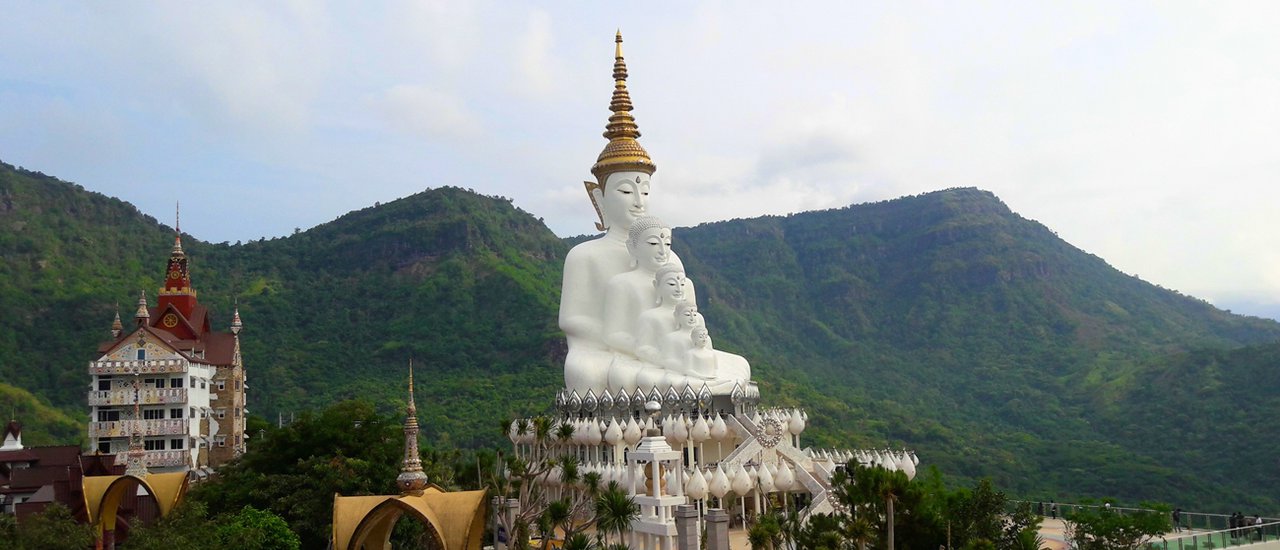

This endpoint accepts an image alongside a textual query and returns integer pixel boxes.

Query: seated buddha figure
[561,171,685,394]
[602,216,673,355]
[660,301,706,370]
[635,263,691,365]
[679,326,718,380]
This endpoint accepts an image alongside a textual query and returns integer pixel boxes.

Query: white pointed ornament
[672,414,689,444]
[731,464,752,496]
[604,418,623,446]
[624,417,642,446]
[788,409,806,434]
[709,464,731,499]
[710,414,728,441]
[686,467,708,500]
[666,466,683,496]
[774,462,795,492]
[758,462,776,493]
[691,414,710,443]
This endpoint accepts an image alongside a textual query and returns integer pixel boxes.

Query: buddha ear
[585,181,606,231]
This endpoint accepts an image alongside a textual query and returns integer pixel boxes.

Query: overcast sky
[2,2,1279,320]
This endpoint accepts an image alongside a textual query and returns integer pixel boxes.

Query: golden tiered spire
[396,359,428,495]
[134,290,150,324]
[172,201,184,256]
[111,305,123,338]
[589,31,657,182]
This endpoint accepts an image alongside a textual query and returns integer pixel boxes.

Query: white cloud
[372,84,483,141]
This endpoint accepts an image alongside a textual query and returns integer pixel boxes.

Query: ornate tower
[396,361,429,495]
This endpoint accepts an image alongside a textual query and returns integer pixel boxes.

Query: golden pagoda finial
[111,304,123,338]
[589,30,656,183]
[407,358,416,415]
[172,201,185,255]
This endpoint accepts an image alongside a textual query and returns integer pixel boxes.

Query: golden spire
[589,30,656,182]
[396,358,428,495]
[111,304,123,338]
[172,201,184,256]
[134,290,150,324]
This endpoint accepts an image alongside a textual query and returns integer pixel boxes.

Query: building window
[170,438,184,449]
[97,441,111,453]
[200,380,206,389]
[216,436,226,447]
[137,349,145,360]
[143,409,164,420]
[171,377,184,388]
[170,408,183,419]
[98,378,112,391]
[234,380,241,390]
[216,409,226,419]
[190,407,197,418]
[98,410,120,422]
[217,381,226,391]
[144,439,164,451]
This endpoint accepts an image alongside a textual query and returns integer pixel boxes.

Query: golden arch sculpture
[82,471,189,537]
[332,486,486,550]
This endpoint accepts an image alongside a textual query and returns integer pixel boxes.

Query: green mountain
[2,160,1278,511]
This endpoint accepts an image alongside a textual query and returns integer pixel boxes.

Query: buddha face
[691,327,712,349]
[655,272,688,304]
[595,172,650,231]
[630,225,672,272]
[677,305,704,330]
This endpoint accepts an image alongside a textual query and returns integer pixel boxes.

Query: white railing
[114,449,188,468]
[88,388,188,406]
[89,359,188,375]
[90,419,187,438]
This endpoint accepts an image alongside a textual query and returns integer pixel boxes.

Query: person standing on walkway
[1173,508,1183,533]
[1051,501,1058,520]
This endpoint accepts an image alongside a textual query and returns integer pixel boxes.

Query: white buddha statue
[681,326,717,380]
[635,263,690,364]
[660,301,705,370]
[561,32,749,396]
[602,216,672,355]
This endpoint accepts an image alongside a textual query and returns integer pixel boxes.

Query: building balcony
[88,387,188,406]
[88,358,188,376]
[89,419,188,438]
[114,449,188,468]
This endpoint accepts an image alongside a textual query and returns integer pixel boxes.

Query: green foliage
[0,503,94,550]
[0,383,82,446]
[188,399,449,549]
[1063,503,1170,550]
[119,501,299,550]
[214,506,301,550]
[5,161,1280,510]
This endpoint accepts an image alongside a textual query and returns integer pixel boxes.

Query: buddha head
[593,171,651,232]
[653,263,688,305]
[691,326,712,350]
[627,216,671,272]
[674,301,704,331]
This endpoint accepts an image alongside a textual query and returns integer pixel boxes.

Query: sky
[2,2,1279,320]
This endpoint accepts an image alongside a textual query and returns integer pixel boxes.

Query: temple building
[87,223,247,474]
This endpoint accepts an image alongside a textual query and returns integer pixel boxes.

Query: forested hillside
[2,160,1278,511]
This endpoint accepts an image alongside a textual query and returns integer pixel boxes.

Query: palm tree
[541,499,572,550]
[860,466,911,550]
[561,532,597,550]
[595,481,639,546]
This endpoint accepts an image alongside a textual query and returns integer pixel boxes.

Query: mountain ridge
[2,160,1278,511]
